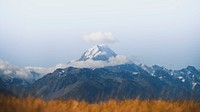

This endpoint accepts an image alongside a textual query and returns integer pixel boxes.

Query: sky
[0,0,200,69]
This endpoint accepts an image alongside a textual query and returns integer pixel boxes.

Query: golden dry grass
[0,95,200,112]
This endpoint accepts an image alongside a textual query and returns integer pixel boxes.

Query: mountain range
[0,45,200,102]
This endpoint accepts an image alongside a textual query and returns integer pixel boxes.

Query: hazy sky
[0,0,200,69]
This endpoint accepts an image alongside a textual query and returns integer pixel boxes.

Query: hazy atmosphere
[0,0,200,69]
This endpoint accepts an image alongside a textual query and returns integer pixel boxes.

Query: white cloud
[0,59,27,78]
[108,55,130,66]
[0,59,51,82]
[66,55,131,68]
[0,55,131,82]
[54,63,68,69]
[83,32,118,44]
[24,66,53,76]
[67,60,106,68]
[3,70,12,75]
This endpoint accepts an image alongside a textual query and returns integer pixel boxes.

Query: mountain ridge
[0,45,200,102]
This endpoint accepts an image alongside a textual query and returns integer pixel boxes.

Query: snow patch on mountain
[192,82,197,89]
[79,45,117,61]
[139,64,154,75]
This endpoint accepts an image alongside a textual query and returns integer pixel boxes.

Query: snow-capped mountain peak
[79,45,117,61]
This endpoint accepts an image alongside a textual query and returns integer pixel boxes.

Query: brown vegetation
[0,95,200,112]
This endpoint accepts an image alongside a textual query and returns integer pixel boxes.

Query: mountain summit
[0,46,200,102]
[79,45,117,61]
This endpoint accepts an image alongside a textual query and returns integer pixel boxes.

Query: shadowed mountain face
[29,64,200,103]
[0,73,29,97]
[0,45,200,102]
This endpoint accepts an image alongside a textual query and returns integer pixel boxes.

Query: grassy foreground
[0,96,200,112]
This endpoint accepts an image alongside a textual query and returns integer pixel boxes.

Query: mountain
[0,45,129,82]
[0,45,200,102]
[0,74,29,97]
[0,59,59,96]
[173,66,200,93]
[27,45,200,102]
[67,45,130,68]
[29,65,199,102]
[140,64,200,93]
[79,45,117,61]
[29,66,163,102]
[0,59,50,83]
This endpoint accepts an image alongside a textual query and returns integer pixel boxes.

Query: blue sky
[0,0,200,69]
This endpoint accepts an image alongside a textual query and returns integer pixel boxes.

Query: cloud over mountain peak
[83,32,118,44]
